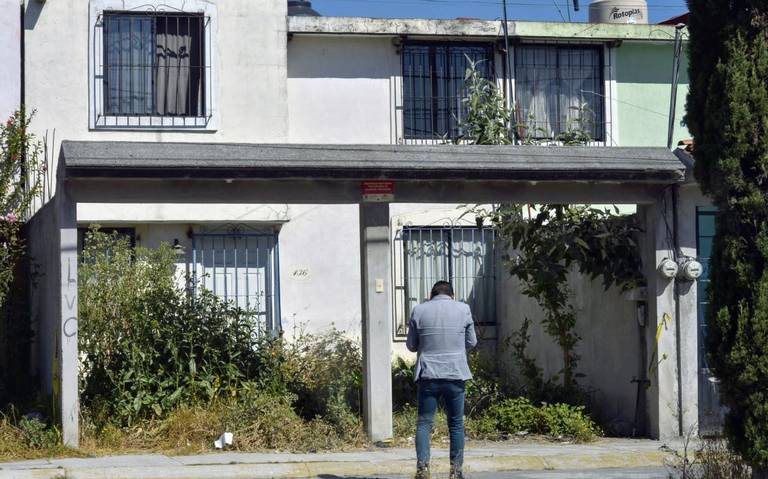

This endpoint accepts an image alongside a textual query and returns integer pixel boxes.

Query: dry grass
[0,414,85,462]
[75,400,370,458]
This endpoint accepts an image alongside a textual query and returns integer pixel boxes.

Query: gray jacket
[406,294,478,381]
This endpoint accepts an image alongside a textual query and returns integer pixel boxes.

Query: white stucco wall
[288,35,400,144]
[497,263,641,435]
[23,0,289,178]
[0,0,20,121]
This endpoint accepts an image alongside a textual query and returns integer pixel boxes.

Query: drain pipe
[672,186,684,437]
[501,0,513,137]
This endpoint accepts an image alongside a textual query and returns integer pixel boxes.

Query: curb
[2,451,673,479]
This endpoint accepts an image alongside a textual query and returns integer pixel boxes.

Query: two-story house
[2,0,717,447]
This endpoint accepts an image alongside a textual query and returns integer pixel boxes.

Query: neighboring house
[6,0,716,447]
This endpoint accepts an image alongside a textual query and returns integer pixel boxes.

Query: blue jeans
[416,379,466,469]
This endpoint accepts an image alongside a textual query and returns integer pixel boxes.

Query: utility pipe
[501,0,514,138]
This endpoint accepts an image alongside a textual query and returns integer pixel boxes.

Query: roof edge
[60,141,686,184]
[287,16,683,41]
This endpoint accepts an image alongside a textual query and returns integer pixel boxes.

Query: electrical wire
[551,0,567,21]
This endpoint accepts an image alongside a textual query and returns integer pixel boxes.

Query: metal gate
[191,229,281,335]
[696,207,726,435]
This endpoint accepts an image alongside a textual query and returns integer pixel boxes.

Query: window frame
[513,42,607,142]
[89,0,220,131]
[400,41,497,142]
[101,11,207,119]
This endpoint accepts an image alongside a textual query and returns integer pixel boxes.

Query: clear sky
[309,0,689,24]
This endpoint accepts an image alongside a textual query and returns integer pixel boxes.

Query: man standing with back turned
[406,280,478,479]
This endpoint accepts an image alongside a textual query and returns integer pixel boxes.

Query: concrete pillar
[641,194,682,440]
[56,181,79,447]
[359,202,393,442]
[676,184,703,438]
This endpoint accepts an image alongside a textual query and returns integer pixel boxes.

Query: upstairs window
[95,11,211,128]
[515,45,605,141]
[402,43,494,142]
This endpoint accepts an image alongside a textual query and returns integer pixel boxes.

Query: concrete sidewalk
[0,438,681,479]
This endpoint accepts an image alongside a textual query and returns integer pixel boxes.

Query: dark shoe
[449,465,464,479]
[414,465,431,479]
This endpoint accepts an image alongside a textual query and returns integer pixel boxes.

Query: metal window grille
[191,231,281,335]
[514,44,605,141]
[94,10,212,128]
[401,43,495,142]
[695,207,725,434]
[392,225,496,337]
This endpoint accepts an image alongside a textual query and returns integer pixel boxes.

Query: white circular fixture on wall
[678,258,704,281]
[658,258,679,280]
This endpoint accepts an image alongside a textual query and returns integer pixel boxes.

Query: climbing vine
[477,204,645,395]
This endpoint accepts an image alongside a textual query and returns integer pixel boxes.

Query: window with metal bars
[401,43,495,141]
[394,226,496,337]
[100,11,208,122]
[514,44,605,141]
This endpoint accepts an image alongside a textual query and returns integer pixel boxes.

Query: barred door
[191,231,281,335]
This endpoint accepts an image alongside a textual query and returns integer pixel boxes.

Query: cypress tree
[686,1,768,475]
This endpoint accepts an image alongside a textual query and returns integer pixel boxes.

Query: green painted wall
[615,42,690,146]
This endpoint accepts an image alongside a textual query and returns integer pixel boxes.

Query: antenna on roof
[573,0,580,11]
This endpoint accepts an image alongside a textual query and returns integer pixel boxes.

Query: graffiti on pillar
[63,256,78,338]
[63,316,77,338]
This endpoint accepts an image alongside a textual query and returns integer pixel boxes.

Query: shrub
[79,229,278,425]
[486,397,541,435]
[18,416,59,450]
[539,402,601,442]
[0,412,70,461]
[281,328,363,434]
[478,397,600,442]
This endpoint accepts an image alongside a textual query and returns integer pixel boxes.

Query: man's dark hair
[430,281,454,299]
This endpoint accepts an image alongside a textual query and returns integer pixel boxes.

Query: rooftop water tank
[288,0,320,16]
[589,0,648,24]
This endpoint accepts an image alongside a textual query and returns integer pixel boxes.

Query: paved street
[304,468,670,478]
[0,439,683,479]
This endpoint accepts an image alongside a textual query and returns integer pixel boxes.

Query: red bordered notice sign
[361,180,395,202]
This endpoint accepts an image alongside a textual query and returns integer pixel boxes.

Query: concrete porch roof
[60,141,686,183]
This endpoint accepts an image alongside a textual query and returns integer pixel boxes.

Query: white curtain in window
[405,229,450,305]
[105,15,154,115]
[404,228,496,324]
[516,45,603,139]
